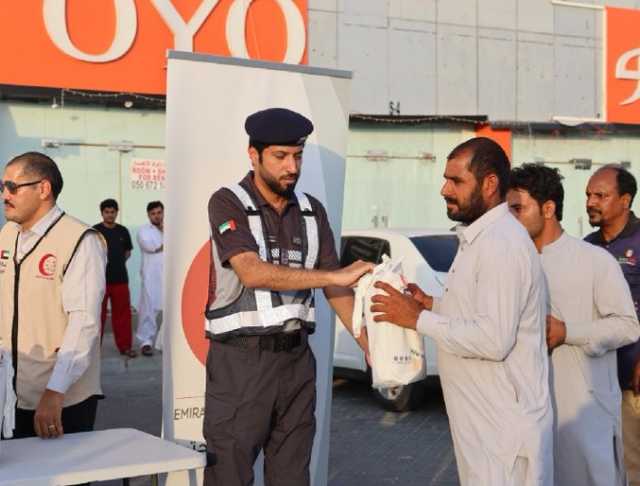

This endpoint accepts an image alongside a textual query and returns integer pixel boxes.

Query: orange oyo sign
[475,124,512,162]
[606,6,640,123]
[0,0,308,95]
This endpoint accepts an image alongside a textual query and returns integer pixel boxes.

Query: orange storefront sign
[0,0,308,95]
[606,6,640,123]
[475,124,512,162]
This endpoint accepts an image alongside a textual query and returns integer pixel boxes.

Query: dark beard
[587,210,603,227]
[264,174,298,198]
[446,185,486,224]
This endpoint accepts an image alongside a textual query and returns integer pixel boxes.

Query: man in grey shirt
[371,138,553,486]
[507,163,639,486]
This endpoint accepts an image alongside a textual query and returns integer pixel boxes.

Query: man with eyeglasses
[0,151,106,440]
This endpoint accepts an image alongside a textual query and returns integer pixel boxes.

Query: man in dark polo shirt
[93,199,136,358]
[585,165,640,485]
[204,108,373,486]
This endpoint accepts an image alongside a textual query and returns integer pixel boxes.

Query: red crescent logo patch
[38,253,57,278]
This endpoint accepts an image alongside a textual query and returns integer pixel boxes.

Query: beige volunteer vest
[0,213,102,410]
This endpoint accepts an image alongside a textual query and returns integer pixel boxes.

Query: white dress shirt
[16,206,106,395]
[416,203,553,486]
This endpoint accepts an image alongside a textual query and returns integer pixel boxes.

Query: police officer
[204,108,372,486]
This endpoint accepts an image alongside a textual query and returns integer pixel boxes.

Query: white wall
[0,101,165,309]
[308,0,640,121]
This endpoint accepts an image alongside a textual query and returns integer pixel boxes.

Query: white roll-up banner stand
[162,51,352,485]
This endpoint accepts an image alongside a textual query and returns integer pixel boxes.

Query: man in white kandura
[371,138,553,486]
[507,163,639,486]
[136,200,164,356]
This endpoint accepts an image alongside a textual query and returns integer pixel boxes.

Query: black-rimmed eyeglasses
[0,179,43,195]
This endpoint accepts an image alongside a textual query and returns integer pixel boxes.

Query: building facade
[1,0,640,301]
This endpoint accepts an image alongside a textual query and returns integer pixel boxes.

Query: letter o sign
[40,0,307,71]
[226,0,306,64]
[43,0,137,63]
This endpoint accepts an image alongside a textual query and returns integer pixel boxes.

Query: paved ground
[329,379,458,486]
[94,325,459,485]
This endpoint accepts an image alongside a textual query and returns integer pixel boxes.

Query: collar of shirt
[240,171,298,209]
[19,205,63,240]
[587,212,640,245]
[541,230,568,256]
[456,202,509,246]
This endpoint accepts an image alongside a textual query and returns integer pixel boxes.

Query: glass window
[340,237,391,266]
[409,235,458,272]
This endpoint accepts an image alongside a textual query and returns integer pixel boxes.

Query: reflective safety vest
[205,184,320,337]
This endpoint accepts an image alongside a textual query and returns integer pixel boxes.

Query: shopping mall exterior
[1,0,639,300]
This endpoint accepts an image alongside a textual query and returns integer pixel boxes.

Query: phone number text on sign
[130,159,166,191]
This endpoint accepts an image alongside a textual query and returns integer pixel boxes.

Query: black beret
[245,108,313,146]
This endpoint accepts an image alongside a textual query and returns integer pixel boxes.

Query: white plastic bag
[0,344,16,440]
[352,255,426,389]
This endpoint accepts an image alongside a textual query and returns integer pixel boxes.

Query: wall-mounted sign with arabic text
[130,159,166,191]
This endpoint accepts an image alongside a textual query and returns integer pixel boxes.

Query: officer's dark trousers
[203,335,316,486]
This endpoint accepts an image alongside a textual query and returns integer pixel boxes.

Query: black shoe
[141,345,153,357]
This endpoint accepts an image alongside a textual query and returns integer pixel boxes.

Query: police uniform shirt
[208,171,339,331]
[210,171,339,267]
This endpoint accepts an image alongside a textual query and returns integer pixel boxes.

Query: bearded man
[202,107,373,486]
[370,138,553,486]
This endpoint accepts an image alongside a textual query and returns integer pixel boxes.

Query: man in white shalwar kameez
[372,138,553,486]
[136,201,164,356]
[507,163,640,486]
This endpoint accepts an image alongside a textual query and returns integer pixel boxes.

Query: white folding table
[0,428,206,485]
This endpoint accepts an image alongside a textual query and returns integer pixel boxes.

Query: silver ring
[47,424,56,430]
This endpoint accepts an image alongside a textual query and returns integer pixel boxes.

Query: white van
[333,228,458,411]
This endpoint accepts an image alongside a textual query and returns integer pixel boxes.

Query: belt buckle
[269,333,291,353]
[274,333,289,353]
[272,335,283,353]
[258,334,279,353]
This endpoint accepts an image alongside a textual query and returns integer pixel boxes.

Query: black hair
[249,140,304,160]
[147,200,164,212]
[249,141,268,155]
[7,151,64,199]
[600,164,637,206]
[447,137,511,199]
[100,198,119,212]
[509,163,565,221]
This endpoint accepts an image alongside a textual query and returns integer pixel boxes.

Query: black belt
[222,331,304,353]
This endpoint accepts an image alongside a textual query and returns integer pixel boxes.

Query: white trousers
[460,456,532,486]
[136,290,162,348]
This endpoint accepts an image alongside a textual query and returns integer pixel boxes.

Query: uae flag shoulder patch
[218,219,237,234]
